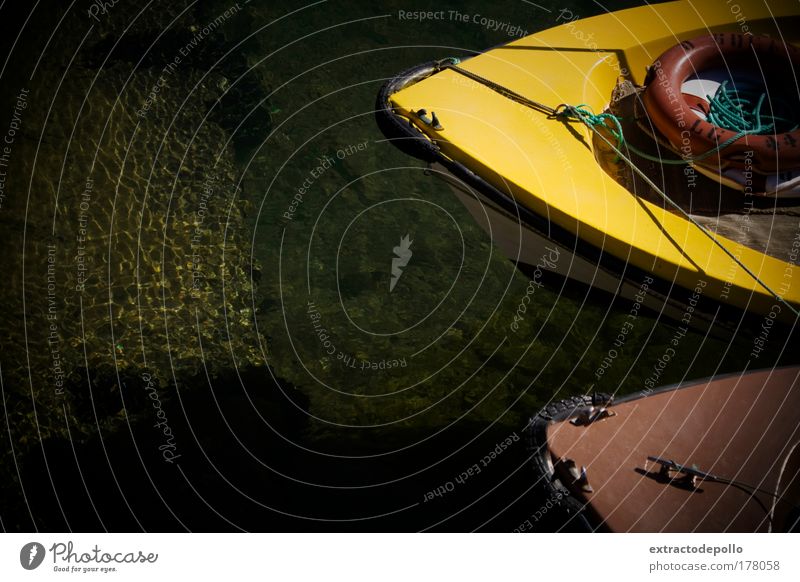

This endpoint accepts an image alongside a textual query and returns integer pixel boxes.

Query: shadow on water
[9,367,555,532]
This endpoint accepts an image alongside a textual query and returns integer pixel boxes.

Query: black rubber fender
[525,393,612,532]
[375,59,459,163]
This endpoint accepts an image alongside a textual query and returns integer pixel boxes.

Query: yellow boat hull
[379,0,800,325]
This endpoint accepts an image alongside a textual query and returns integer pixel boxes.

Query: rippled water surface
[0,0,794,532]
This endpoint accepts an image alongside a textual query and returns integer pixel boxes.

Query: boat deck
[545,367,800,532]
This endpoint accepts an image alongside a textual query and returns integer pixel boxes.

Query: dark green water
[0,0,794,532]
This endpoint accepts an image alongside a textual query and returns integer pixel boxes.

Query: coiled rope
[708,80,798,135]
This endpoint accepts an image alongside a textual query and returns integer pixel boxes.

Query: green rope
[554,103,744,166]
[707,80,798,135]
[556,82,799,166]
[560,105,800,319]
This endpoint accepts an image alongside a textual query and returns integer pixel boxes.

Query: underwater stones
[0,42,264,455]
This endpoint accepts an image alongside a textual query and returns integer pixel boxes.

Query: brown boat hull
[528,367,800,532]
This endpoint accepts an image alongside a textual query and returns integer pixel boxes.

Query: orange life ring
[642,33,800,174]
